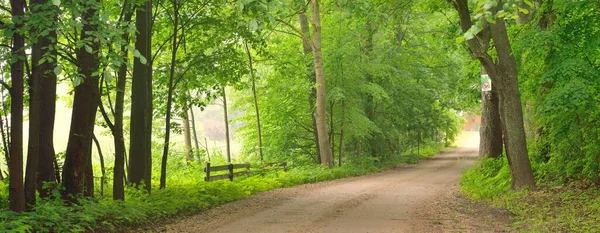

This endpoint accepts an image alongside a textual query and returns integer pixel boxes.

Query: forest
[0,0,599,232]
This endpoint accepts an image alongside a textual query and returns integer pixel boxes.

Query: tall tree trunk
[310,0,333,168]
[112,1,133,201]
[489,13,535,189]
[297,1,321,164]
[62,0,101,199]
[160,0,178,189]
[37,8,59,198]
[222,87,231,163]
[479,67,503,158]
[183,109,193,164]
[244,41,263,162]
[130,0,153,193]
[25,0,44,207]
[450,0,535,190]
[9,0,26,212]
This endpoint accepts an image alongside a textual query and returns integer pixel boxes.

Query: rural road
[151,132,509,233]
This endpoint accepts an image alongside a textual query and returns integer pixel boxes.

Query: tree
[297,0,321,163]
[244,41,263,162]
[160,0,180,189]
[450,0,535,189]
[36,2,59,198]
[62,0,102,198]
[9,0,26,212]
[129,0,153,193]
[112,0,134,201]
[309,0,333,168]
[479,67,503,158]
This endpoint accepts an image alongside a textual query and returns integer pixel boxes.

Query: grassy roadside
[461,157,600,232]
[0,143,445,233]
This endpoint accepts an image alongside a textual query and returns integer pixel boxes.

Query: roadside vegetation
[0,143,444,232]
[459,1,600,231]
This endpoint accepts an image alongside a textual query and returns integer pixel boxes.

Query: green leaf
[52,0,60,7]
[105,70,113,82]
[73,76,82,87]
[139,56,147,65]
[248,20,259,32]
[53,64,62,76]
[84,45,93,53]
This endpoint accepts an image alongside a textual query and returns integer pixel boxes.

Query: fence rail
[204,162,287,182]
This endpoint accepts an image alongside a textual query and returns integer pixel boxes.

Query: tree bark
[9,0,26,212]
[62,0,101,199]
[297,1,321,164]
[130,0,153,193]
[25,0,44,207]
[37,17,59,199]
[479,67,503,158]
[189,106,201,159]
[310,0,333,167]
[489,13,535,189]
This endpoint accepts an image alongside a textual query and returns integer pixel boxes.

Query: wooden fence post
[228,164,234,181]
[205,162,211,182]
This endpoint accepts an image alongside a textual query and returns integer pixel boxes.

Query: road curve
[151,132,500,233]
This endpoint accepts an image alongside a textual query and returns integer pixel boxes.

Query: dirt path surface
[150,132,510,233]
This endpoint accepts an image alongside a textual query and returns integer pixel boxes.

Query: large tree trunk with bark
[62,0,101,199]
[310,0,333,168]
[37,17,59,199]
[25,1,47,207]
[488,15,535,189]
[129,0,153,193]
[450,0,535,190]
[297,1,321,164]
[479,68,503,158]
[9,0,26,212]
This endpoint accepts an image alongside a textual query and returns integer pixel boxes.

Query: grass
[460,157,600,232]
[502,187,600,232]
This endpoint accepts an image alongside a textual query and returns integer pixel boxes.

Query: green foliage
[461,157,600,231]
[234,0,473,165]
[460,156,511,201]
[513,0,600,184]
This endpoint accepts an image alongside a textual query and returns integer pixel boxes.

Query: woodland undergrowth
[461,156,600,232]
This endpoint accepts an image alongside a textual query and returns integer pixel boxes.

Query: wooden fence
[204,162,287,182]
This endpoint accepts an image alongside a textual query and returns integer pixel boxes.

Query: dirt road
[152,132,510,233]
